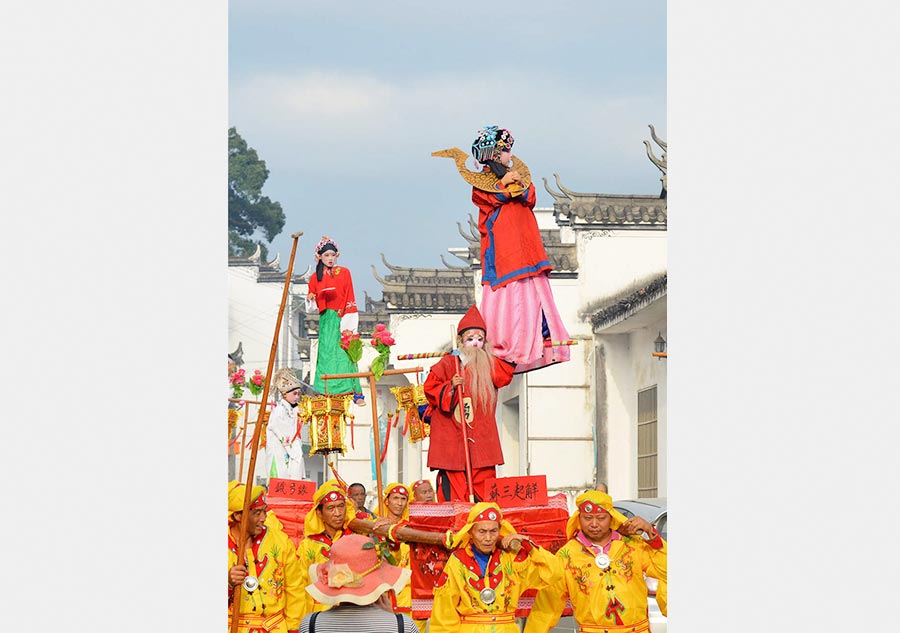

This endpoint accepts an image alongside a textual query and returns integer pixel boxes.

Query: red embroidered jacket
[471,181,552,290]
[307,266,358,317]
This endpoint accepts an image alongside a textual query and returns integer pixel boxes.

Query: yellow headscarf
[381,482,411,521]
[227,480,267,520]
[565,490,629,539]
[451,502,516,549]
[303,479,356,536]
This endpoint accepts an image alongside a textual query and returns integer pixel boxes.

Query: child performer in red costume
[470,125,571,374]
[424,305,515,502]
[306,236,365,404]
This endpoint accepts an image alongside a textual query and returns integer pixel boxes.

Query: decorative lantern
[227,408,242,452]
[654,332,667,360]
[390,384,431,444]
[298,394,354,455]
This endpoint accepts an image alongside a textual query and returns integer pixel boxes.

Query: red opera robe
[471,182,550,289]
[424,352,515,471]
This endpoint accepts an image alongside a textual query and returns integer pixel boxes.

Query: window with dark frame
[637,386,658,498]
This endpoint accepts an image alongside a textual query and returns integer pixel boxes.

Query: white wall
[598,315,667,500]
[228,264,305,375]
[577,230,667,309]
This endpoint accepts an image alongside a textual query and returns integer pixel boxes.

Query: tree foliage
[228,127,285,259]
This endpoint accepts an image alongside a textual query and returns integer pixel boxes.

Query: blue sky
[229,0,666,300]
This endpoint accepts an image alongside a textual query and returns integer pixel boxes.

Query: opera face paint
[462,329,485,349]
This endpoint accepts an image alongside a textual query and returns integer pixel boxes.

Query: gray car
[613,497,667,540]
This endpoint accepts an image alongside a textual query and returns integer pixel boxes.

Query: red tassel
[379,413,394,464]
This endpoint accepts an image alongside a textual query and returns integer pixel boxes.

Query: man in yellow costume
[228,481,304,633]
[294,479,357,618]
[524,491,667,633]
[430,502,561,633]
[371,483,416,621]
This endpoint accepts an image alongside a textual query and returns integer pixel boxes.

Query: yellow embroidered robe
[294,531,344,619]
[430,542,561,633]
[524,533,667,633]
[228,526,303,632]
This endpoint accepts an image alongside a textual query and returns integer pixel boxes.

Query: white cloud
[230,68,665,181]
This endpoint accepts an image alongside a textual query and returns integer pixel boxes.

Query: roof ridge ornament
[466,214,479,241]
[380,252,403,272]
[643,124,667,195]
[263,252,281,269]
[371,264,388,285]
[456,221,478,245]
[440,254,468,270]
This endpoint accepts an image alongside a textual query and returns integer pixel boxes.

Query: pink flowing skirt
[481,273,570,374]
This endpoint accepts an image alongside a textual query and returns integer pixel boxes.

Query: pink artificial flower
[375,323,386,332]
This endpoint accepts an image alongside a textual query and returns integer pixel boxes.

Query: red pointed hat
[457,304,487,335]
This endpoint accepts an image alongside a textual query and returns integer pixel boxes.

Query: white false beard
[458,345,496,413]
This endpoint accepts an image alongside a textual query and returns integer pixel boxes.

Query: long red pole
[454,354,476,502]
[229,231,302,633]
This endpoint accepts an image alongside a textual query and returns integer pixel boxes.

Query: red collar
[452,545,504,590]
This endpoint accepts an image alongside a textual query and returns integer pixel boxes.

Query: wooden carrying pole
[347,518,523,551]
[453,353,476,502]
[321,366,422,517]
[230,231,302,633]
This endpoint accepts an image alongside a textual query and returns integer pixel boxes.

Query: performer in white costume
[264,367,309,481]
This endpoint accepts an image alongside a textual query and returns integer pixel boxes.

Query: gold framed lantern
[298,394,354,455]
[390,384,431,444]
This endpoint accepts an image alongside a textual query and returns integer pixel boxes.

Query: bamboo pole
[237,400,249,478]
[321,366,423,517]
[396,340,578,360]
[230,231,302,633]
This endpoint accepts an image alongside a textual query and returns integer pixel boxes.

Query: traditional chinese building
[228,128,668,505]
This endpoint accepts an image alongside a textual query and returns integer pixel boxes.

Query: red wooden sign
[482,474,548,508]
[267,478,315,501]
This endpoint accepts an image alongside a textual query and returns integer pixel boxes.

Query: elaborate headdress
[565,490,629,539]
[272,367,302,396]
[314,236,339,256]
[314,236,340,282]
[471,125,515,163]
[306,534,412,606]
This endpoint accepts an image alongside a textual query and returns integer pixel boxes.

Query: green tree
[228,127,285,259]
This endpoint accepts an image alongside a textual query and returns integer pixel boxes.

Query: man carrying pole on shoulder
[430,502,562,633]
[524,491,667,633]
[294,479,357,619]
[228,482,303,633]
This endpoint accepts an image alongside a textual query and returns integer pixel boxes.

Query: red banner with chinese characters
[268,478,315,501]
[483,474,548,508]
[407,494,570,620]
[266,479,316,547]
